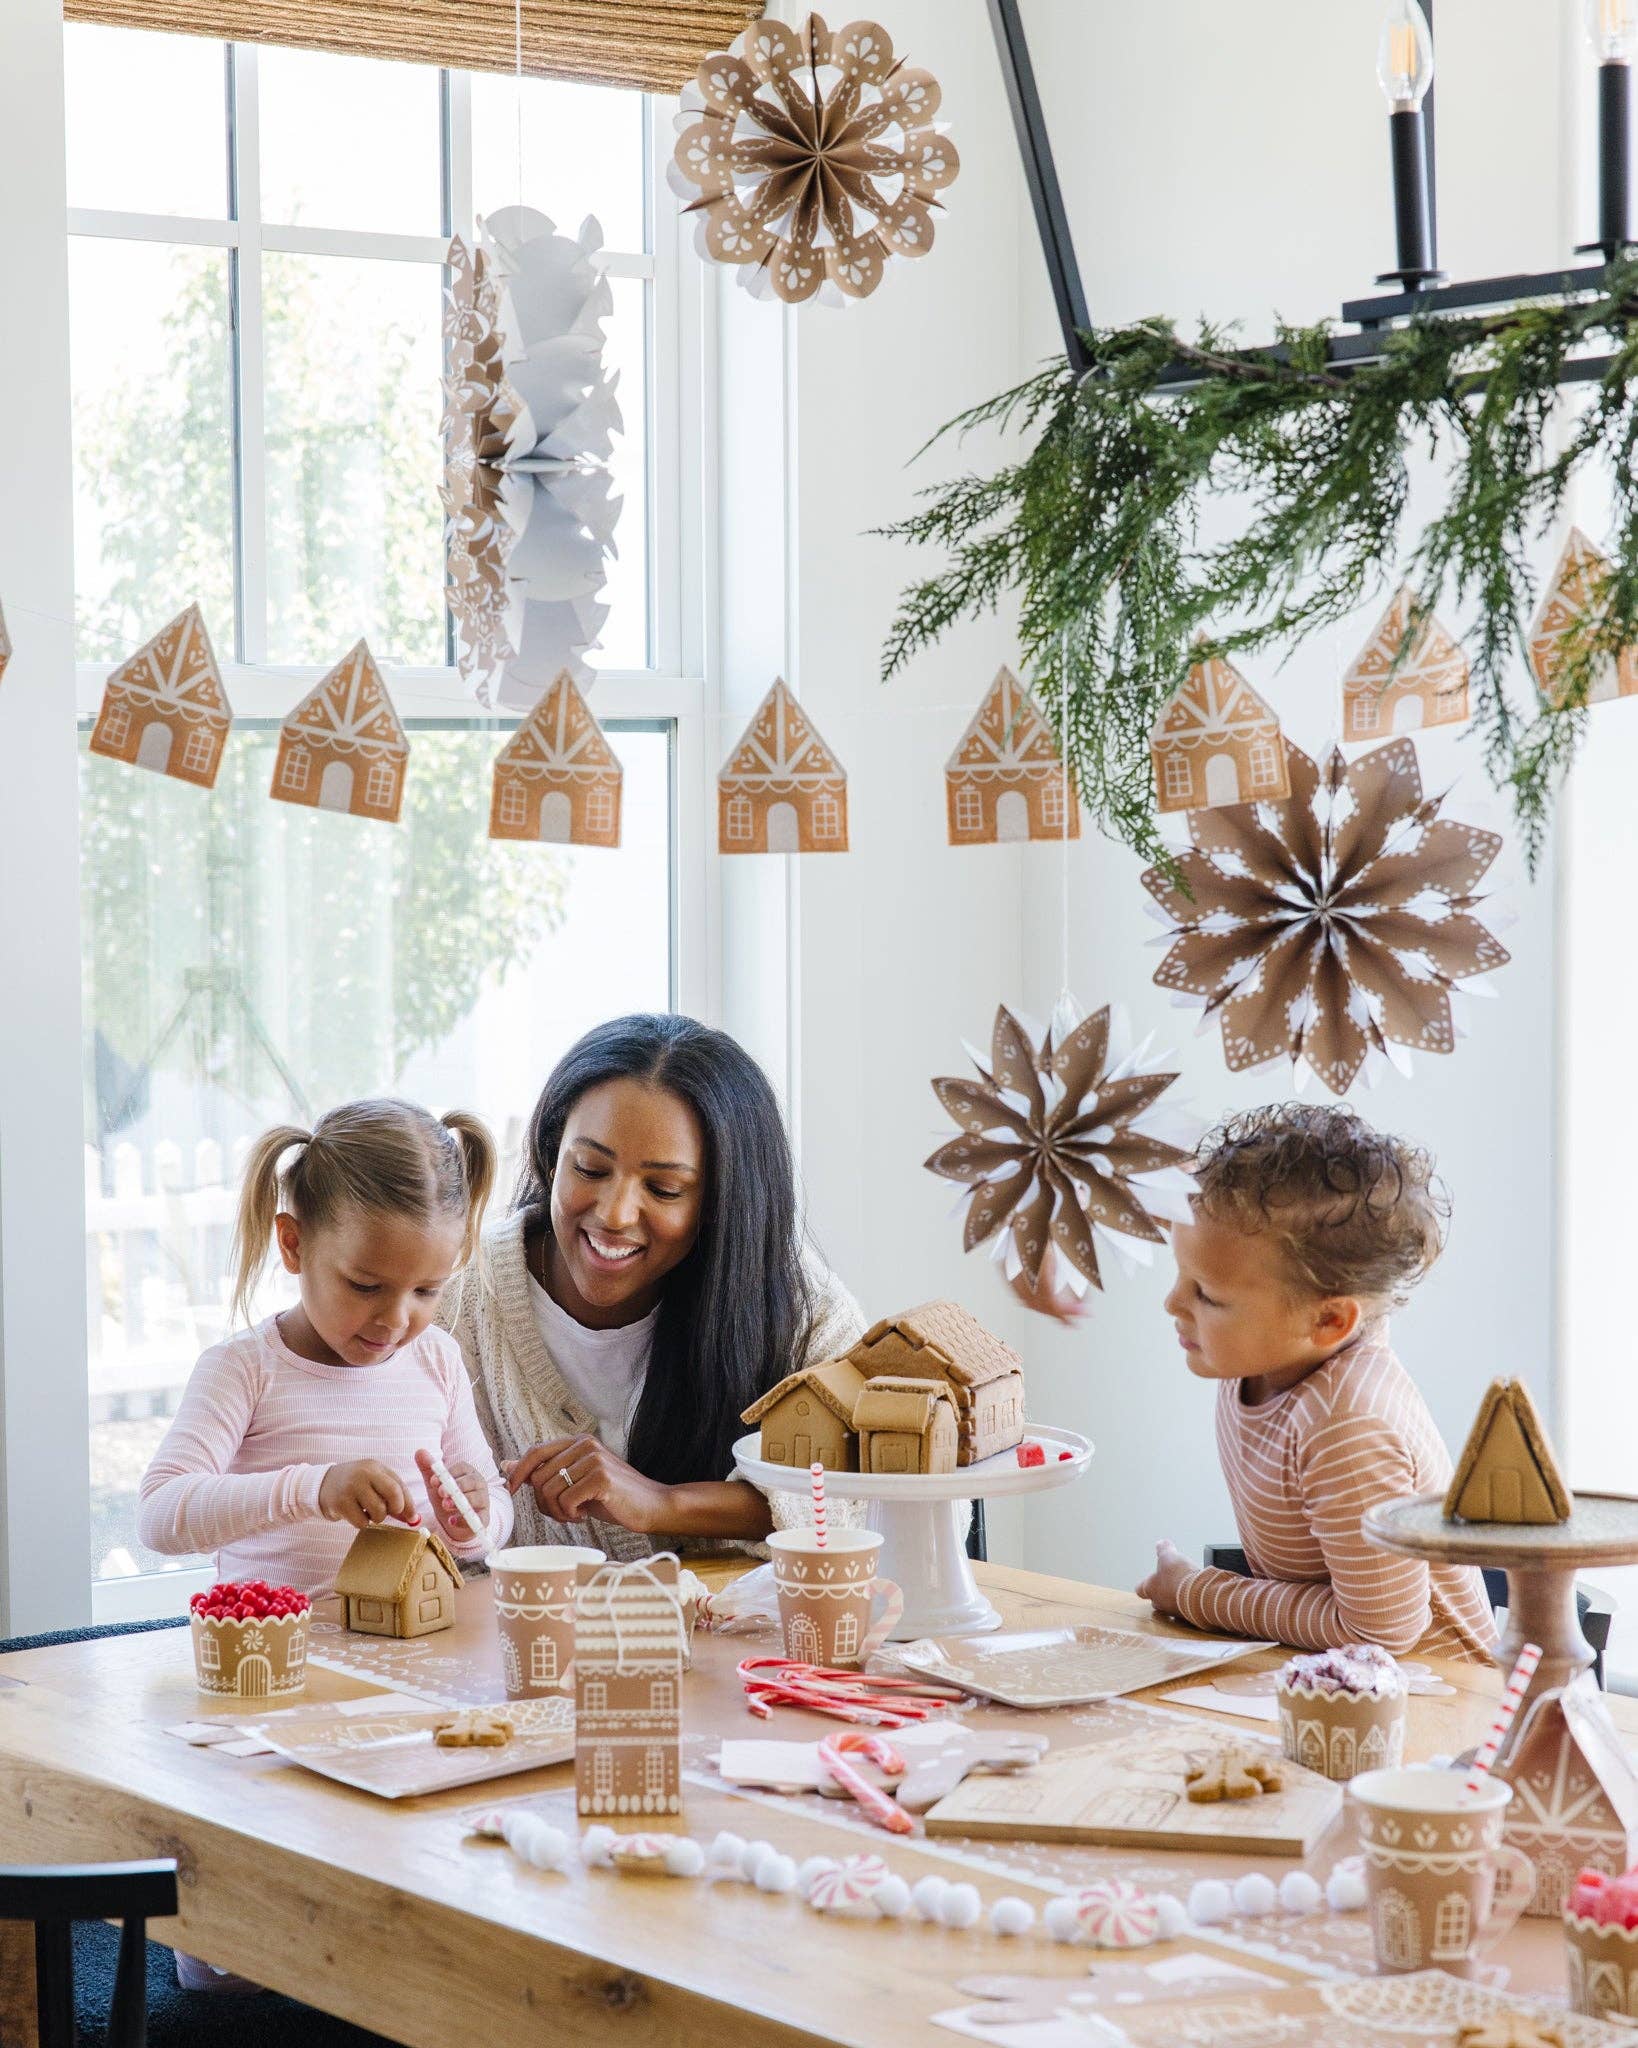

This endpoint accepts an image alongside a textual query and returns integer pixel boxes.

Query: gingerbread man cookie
[1184,1747,1285,1803]
[1454,2019,1566,2048]
[434,1710,514,1749]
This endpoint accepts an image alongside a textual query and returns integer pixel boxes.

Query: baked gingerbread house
[575,1554,685,1817]
[1342,585,1471,739]
[1445,1377,1572,1526]
[718,678,848,854]
[489,668,622,847]
[741,1357,867,1471]
[88,603,233,789]
[854,1376,959,1476]
[271,640,408,824]
[945,665,1080,846]
[1150,648,1290,814]
[1498,1674,1638,1916]
[842,1302,1025,1467]
[333,1524,460,1639]
[1529,528,1638,709]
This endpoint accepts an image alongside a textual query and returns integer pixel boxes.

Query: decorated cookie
[1453,2018,1567,2048]
[434,1710,514,1749]
[1185,1747,1285,1803]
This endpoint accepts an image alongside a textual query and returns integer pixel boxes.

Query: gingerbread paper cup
[1565,1911,1638,2019]
[491,1544,605,1700]
[190,1609,310,1699]
[1351,1767,1534,1979]
[1278,1681,1407,1782]
[767,1528,902,1669]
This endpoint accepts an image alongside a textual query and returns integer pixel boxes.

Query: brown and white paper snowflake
[1141,739,1509,1095]
[926,1004,1195,1299]
[670,14,959,304]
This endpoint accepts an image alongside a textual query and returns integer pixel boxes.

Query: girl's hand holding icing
[506,1434,670,1534]
[319,1458,421,1531]
[416,1446,490,1542]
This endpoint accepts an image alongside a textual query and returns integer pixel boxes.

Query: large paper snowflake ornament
[1141,738,1510,1095]
[670,14,959,305]
[926,1004,1195,1302]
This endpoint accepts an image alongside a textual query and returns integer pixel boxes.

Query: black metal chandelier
[987,0,1638,389]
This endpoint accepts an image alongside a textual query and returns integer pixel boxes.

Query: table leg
[1494,1562,1594,1759]
[0,1921,39,2048]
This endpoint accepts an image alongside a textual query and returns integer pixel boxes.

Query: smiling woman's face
[545,1077,706,1326]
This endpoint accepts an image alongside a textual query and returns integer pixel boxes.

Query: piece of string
[577,1553,687,1673]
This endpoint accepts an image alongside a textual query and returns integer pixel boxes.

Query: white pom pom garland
[754,1852,799,1895]
[709,1831,747,1872]
[1186,1879,1232,1926]
[797,1856,840,1896]
[581,1824,617,1868]
[874,1876,912,1919]
[1278,1871,1323,1916]
[1231,1873,1278,1919]
[1153,1894,1190,1940]
[1043,1896,1083,1944]
[911,1874,951,1921]
[1325,1858,1368,1912]
[990,1897,1036,1938]
[939,1883,983,1930]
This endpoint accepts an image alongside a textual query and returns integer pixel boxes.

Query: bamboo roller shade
[61,0,766,93]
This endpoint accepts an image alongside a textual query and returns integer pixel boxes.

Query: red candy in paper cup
[1566,1864,1638,2017]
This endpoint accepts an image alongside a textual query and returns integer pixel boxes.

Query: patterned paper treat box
[190,1582,312,1699]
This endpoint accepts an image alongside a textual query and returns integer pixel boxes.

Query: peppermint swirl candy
[1073,1879,1160,1949]
[807,1854,892,1913]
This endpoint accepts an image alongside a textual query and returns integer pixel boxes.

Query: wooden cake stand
[1365,1491,1638,1753]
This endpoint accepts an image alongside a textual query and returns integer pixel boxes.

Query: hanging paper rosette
[441,207,622,707]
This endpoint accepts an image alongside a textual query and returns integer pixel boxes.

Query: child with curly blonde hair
[1137,1103,1495,1661]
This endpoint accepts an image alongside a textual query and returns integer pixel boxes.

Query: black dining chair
[0,1859,178,2048]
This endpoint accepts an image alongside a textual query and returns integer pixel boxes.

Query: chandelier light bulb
[1587,0,1638,62]
[1378,0,1435,110]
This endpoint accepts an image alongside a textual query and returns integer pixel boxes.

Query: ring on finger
[557,1467,574,1489]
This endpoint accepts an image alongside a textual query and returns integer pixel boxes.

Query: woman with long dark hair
[443,1014,864,1555]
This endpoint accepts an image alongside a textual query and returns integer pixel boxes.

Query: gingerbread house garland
[88,603,233,789]
[271,640,408,824]
[718,678,848,854]
[1529,527,1638,709]
[1150,648,1290,814]
[1498,1675,1638,1917]
[1342,585,1471,739]
[489,668,622,847]
[575,1554,686,1818]
[945,665,1080,845]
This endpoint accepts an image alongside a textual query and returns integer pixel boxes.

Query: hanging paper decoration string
[87,603,233,791]
[1141,737,1510,1095]
[1342,584,1471,741]
[669,13,959,305]
[440,210,621,708]
[926,1004,1196,1308]
[270,641,408,826]
[488,667,623,848]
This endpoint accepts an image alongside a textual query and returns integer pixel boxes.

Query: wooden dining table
[0,1562,1624,2048]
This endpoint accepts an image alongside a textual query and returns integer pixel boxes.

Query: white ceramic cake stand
[732,1425,1093,1639]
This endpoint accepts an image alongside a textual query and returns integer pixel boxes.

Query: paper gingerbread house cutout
[1444,1376,1572,1525]
[271,640,408,824]
[0,600,10,684]
[489,669,622,848]
[1151,647,1291,814]
[1530,528,1638,709]
[1342,585,1471,740]
[854,1376,959,1475]
[333,1525,460,1639]
[842,1302,1024,1467]
[741,1357,867,1471]
[1498,1674,1638,1916]
[945,665,1080,845]
[718,678,848,854]
[575,1553,685,1817]
[88,603,233,789]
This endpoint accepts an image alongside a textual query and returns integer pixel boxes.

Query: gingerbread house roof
[1505,1674,1638,1844]
[103,604,232,730]
[1445,1376,1572,1524]
[1530,528,1621,704]
[284,641,408,762]
[1344,585,1470,710]
[852,1301,1022,1389]
[741,1356,868,1428]
[575,1553,685,1668]
[852,1377,955,1434]
[1152,648,1283,755]
[497,669,619,781]
[946,666,1066,782]
[333,1524,461,1604]
[720,679,845,795]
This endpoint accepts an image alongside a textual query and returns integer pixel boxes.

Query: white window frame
[62,36,718,1626]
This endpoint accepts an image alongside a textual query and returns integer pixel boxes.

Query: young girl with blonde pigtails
[140,1098,514,1600]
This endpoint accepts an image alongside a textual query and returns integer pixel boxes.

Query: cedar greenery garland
[882,262,1638,872]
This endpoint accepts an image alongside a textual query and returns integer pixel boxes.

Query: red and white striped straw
[810,1461,828,1548]
[1464,1641,1542,1795]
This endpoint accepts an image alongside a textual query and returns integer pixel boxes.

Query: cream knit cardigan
[440,1211,867,1561]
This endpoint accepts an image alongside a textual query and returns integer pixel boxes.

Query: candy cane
[818,1732,913,1835]
[737,1656,964,1728]
[1464,1641,1541,1795]
[810,1461,828,1547]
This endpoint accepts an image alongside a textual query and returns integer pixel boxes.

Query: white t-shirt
[528,1274,657,1459]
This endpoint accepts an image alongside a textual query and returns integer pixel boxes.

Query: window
[649,1678,675,1714]
[67,26,701,1616]
[1248,740,1280,791]
[1163,753,1192,801]
[530,1636,558,1684]
[582,1679,608,1716]
[643,1747,666,1795]
[1041,779,1065,830]
[100,700,132,749]
[1351,690,1381,734]
[725,794,753,842]
[954,784,982,833]
[181,727,216,775]
[811,793,841,841]
[594,1746,614,1797]
[586,784,615,835]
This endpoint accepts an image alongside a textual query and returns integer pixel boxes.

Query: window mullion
[231,44,269,668]
[444,68,472,245]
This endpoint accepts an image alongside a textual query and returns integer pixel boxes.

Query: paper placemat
[898,1629,1273,1711]
[249,1695,574,1799]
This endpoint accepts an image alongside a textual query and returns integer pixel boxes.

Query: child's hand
[1136,1537,1194,1619]
[1008,1262,1093,1325]
[415,1448,489,1543]
[318,1459,420,1531]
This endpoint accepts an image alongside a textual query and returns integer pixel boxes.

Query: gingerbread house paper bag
[1497,1673,1638,1916]
[0,599,10,684]
[1343,585,1471,740]
[945,665,1080,845]
[1151,647,1290,814]
[489,668,621,847]
[1529,528,1638,709]
[271,640,408,824]
[718,678,848,853]
[88,603,233,789]
[574,1553,685,1817]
